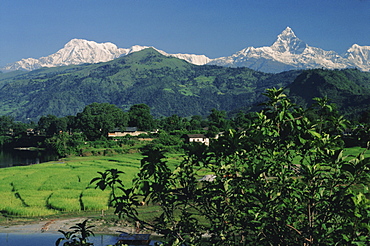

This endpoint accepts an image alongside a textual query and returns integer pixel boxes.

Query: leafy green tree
[128,104,156,131]
[45,132,85,157]
[206,108,230,137]
[187,115,205,132]
[64,115,77,134]
[76,103,128,140]
[159,114,188,132]
[11,121,31,136]
[310,97,348,135]
[0,115,14,135]
[232,111,257,129]
[0,116,36,145]
[0,115,16,145]
[38,115,68,136]
[149,131,184,152]
[207,108,229,129]
[92,88,370,245]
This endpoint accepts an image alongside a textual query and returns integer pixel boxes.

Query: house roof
[109,127,138,133]
[183,134,207,138]
[124,127,138,132]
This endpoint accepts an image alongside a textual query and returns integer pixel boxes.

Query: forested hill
[286,69,370,118]
[0,48,300,121]
[0,48,369,122]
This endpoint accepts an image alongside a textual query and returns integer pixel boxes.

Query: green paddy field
[0,147,368,221]
[0,152,182,220]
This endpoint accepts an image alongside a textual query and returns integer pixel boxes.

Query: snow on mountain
[0,39,210,72]
[1,29,369,73]
[1,57,44,71]
[344,44,370,72]
[1,39,134,72]
[168,53,211,65]
[207,27,364,73]
[271,27,307,54]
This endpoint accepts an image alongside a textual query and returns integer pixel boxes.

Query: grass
[0,152,183,219]
[0,147,368,220]
[81,188,110,211]
[48,189,83,211]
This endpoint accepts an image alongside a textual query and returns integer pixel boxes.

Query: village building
[182,134,210,146]
[108,127,148,137]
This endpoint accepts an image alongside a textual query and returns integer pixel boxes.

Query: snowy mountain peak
[0,39,210,72]
[0,39,128,72]
[60,38,122,56]
[346,43,370,53]
[127,45,151,53]
[280,26,295,37]
[208,27,368,73]
[344,44,370,71]
[65,38,90,46]
[271,27,307,54]
[1,29,369,73]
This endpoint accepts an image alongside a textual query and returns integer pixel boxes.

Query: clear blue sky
[0,0,369,67]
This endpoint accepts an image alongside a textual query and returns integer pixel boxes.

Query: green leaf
[308,129,321,139]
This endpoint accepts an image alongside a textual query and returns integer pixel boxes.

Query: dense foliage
[75,103,128,141]
[92,88,370,245]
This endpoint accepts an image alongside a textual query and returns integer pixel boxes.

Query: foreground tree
[56,219,95,246]
[92,88,370,245]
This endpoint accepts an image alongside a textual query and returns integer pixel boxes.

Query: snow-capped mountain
[343,44,370,72]
[167,53,211,65]
[208,27,365,73]
[1,39,133,71]
[0,39,210,72]
[1,28,369,73]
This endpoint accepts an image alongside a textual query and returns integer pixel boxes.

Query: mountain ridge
[0,48,300,121]
[1,27,369,73]
[0,48,369,122]
[0,39,210,72]
[208,27,367,72]
[286,68,370,117]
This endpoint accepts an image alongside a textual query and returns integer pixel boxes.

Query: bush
[92,89,370,245]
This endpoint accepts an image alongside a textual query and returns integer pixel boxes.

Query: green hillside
[0,49,369,121]
[0,48,300,121]
[286,69,370,117]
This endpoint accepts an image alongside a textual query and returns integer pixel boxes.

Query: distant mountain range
[209,27,370,73]
[0,39,210,72]
[1,27,369,73]
[0,48,369,122]
[0,48,299,121]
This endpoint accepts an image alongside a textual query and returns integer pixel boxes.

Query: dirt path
[0,218,136,234]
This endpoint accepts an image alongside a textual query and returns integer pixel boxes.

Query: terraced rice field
[0,153,183,217]
[0,147,366,218]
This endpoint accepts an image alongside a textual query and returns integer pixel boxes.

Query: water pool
[0,233,118,246]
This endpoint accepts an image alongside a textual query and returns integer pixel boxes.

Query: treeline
[2,92,370,158]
